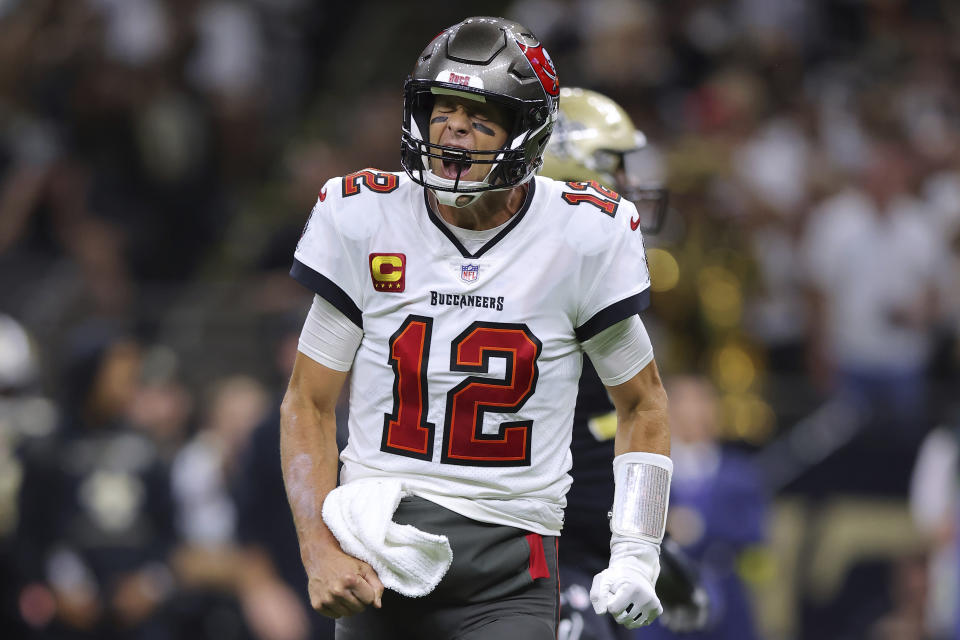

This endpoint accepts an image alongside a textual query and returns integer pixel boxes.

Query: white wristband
[610,451,673,543]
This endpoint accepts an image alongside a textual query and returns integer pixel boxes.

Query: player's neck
[433,184,528,231]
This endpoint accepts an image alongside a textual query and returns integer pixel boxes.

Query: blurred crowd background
[1,0,959,638]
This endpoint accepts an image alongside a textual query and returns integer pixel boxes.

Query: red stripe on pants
[525,533,550,580]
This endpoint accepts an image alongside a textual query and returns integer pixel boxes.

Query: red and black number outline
[343,169,400,197]
[441,322,542,467]
[381,315,435,460]
[561,180,621,217]
[380,318,543,467]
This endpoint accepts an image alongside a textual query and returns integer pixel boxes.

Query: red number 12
[381,316,542,467]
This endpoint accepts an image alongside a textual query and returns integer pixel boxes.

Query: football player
[540,88,709,639]
[540,87,668,235]
[281,17,672,639]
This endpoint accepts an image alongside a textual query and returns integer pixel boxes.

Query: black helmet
[401,16,559,206]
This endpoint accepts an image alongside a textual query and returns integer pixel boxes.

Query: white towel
[321,478,453,597]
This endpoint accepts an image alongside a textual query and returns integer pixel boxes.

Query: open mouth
[440,149,471,179]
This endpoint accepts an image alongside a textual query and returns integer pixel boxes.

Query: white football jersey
[292,170,651,535]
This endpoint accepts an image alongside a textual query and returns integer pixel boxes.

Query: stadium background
[0,0,958,638]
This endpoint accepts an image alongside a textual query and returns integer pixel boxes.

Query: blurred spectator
[0,314,57,635]
[910,416,960,639]
[802,139,946,445]
[233,317,340,640]
[88,0,171,69]
[188,1,263,102]
[167,374,276,639]
[14,324,176,637]
[735,112,812,375]
[127,349,195,463]
[642,375,768,640]
[869,554,930,640]
[171,375,266,549]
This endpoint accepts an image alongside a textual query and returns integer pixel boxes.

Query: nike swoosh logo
[630,213,641,231]
[318,187,327,202]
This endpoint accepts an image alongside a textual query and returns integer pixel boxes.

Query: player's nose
[446,107,471,136]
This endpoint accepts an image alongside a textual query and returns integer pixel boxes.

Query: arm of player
[280,353,384,618]
[609,359,669,458]
[589,359,671,629]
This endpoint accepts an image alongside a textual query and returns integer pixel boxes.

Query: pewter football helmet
[401,16,559,206]
[541,87,669,232]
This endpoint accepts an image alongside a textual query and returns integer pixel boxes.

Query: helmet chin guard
[401,17,558,204]
[430,184,481,208]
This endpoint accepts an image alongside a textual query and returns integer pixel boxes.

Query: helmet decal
[515,38,559,97]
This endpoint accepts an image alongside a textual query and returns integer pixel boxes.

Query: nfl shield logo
[460,264,479,283]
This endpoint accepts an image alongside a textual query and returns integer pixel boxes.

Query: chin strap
[428,170,535,209]
[431,188,482,208]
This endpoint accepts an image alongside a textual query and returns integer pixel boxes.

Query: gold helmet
[541,87,668,232]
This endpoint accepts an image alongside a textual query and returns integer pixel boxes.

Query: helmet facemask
[618,141,670,234]
[591,146,670,235]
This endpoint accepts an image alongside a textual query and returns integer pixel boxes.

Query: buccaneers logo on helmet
[516,39,559,97]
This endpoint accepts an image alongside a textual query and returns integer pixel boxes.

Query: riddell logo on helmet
[436,70,483,89]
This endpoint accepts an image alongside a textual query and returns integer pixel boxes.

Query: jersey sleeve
[290,177,365,329]
[575,199,652,342]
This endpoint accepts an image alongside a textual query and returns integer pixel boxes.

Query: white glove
[589,535,663,629]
